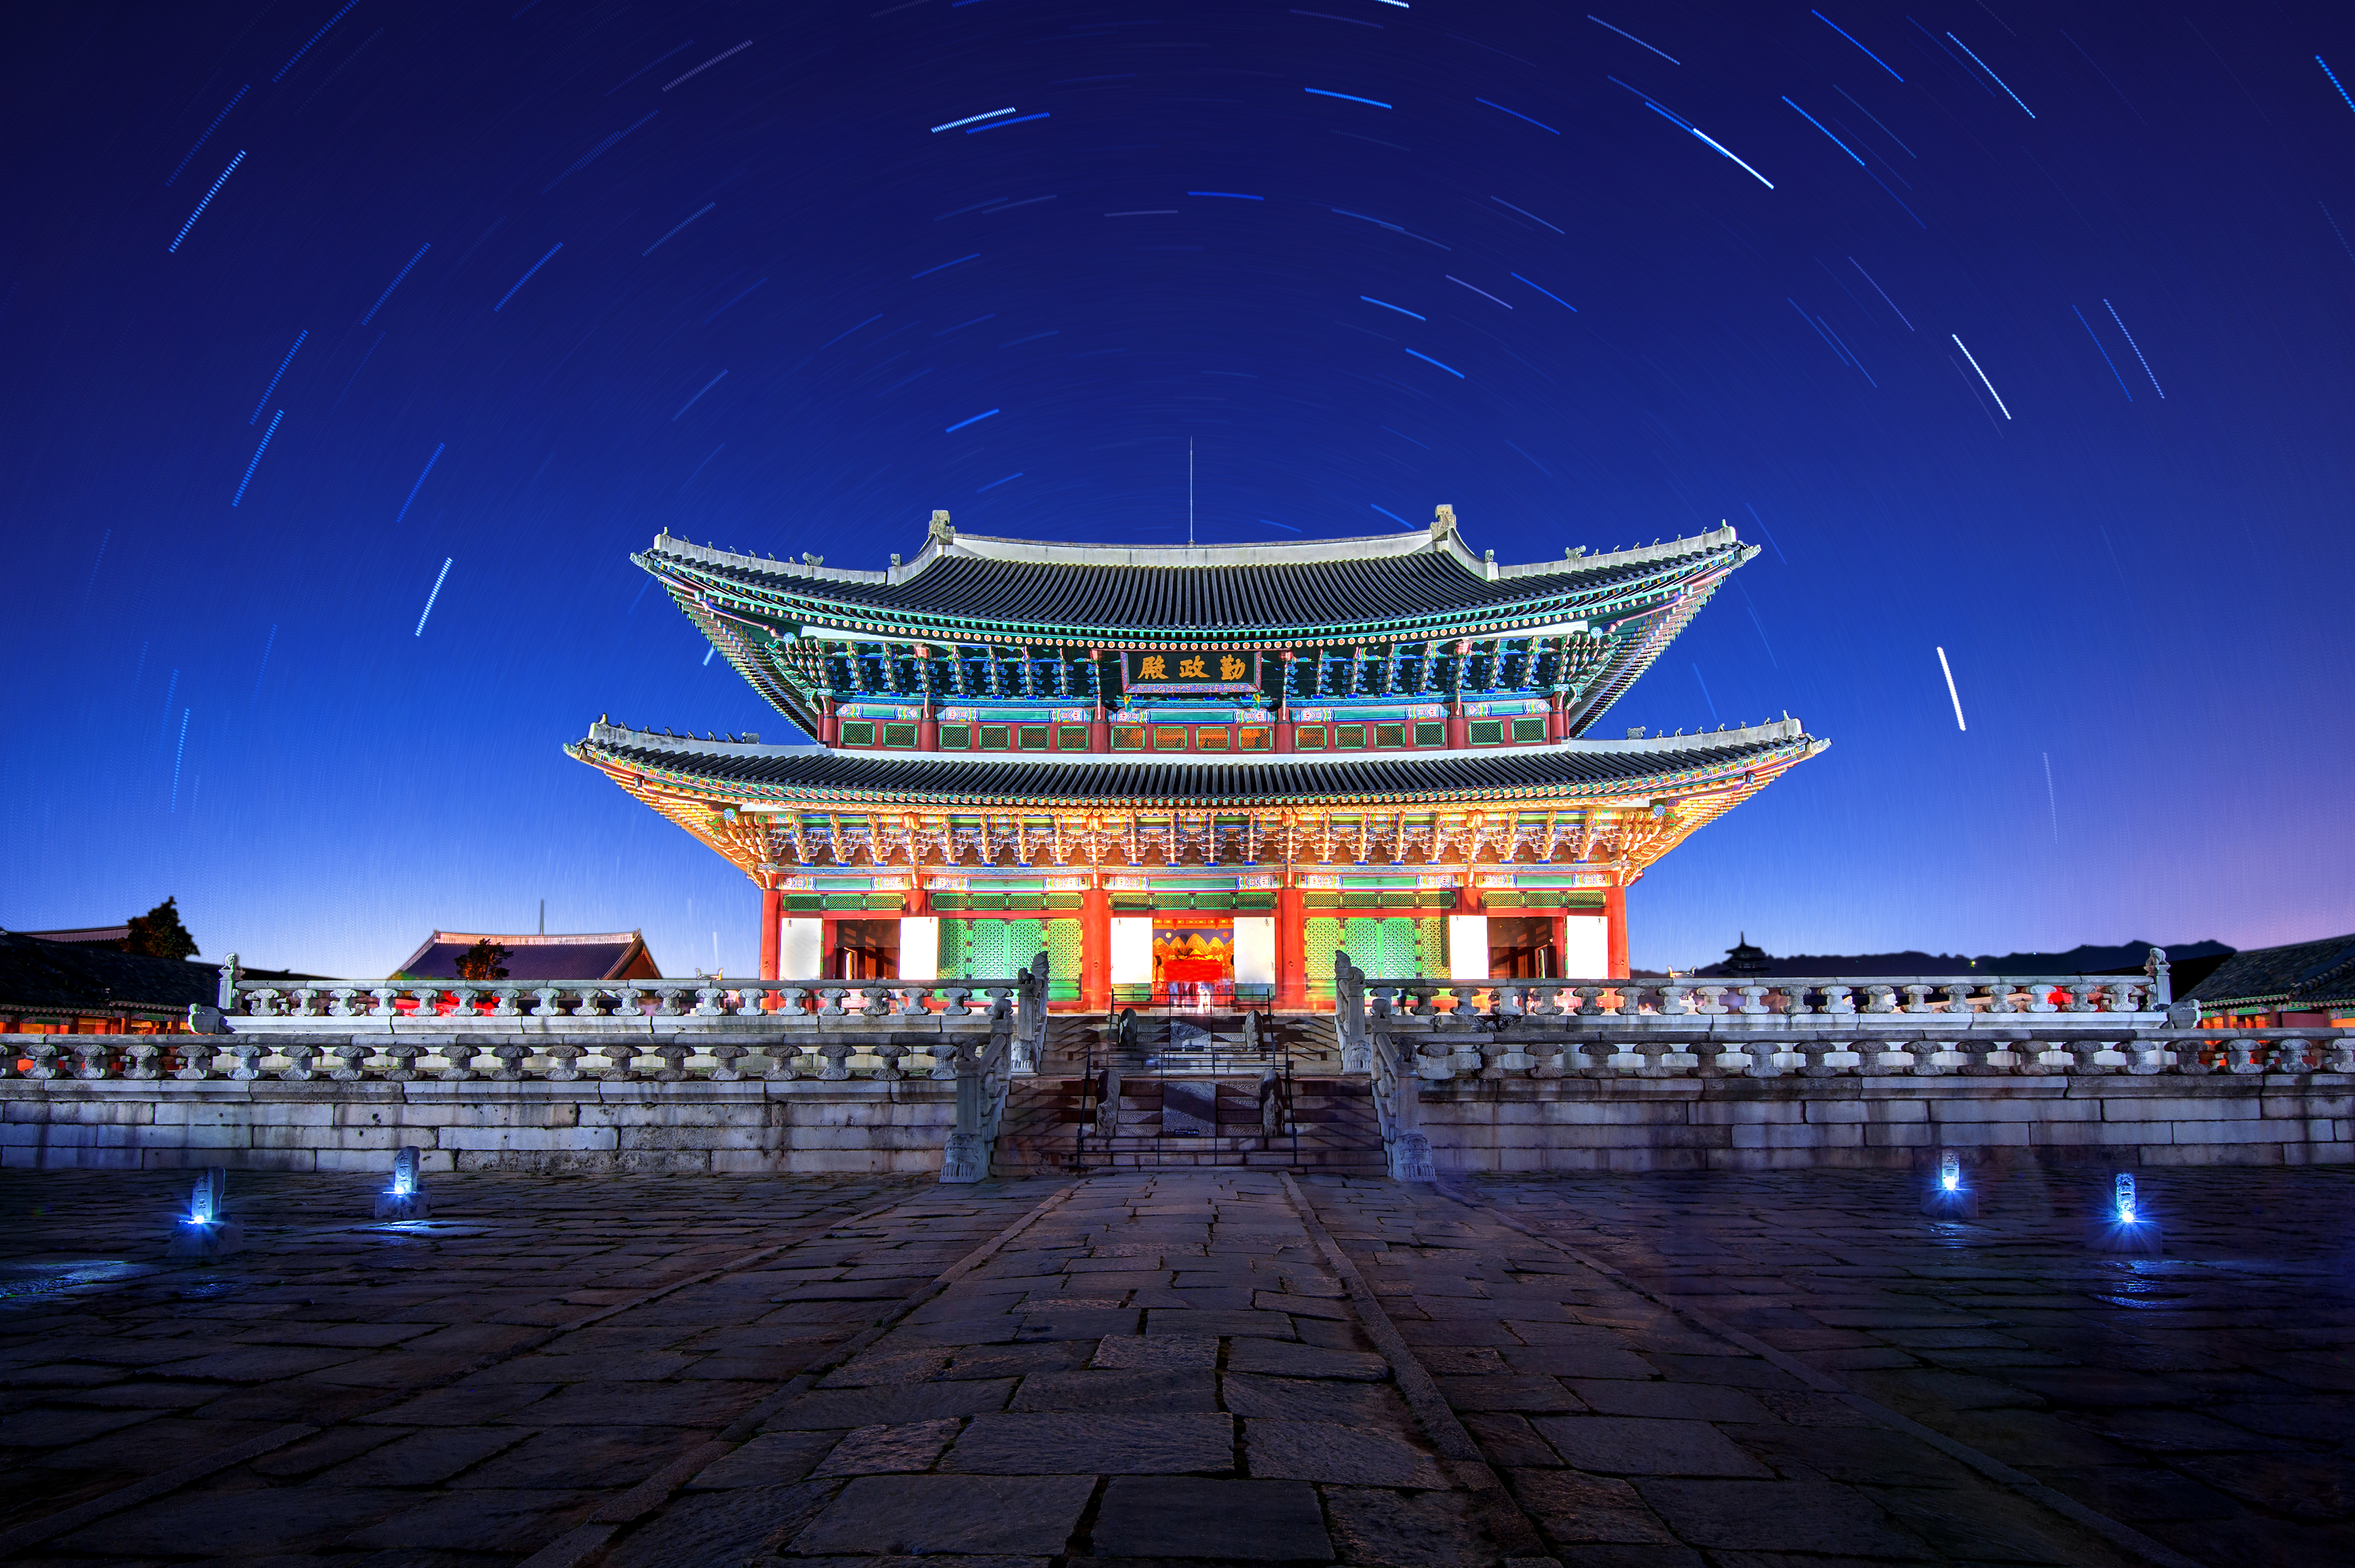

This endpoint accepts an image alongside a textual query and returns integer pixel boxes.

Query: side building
[569,505,1826,1008]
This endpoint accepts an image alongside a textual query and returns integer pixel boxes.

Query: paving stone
[2078,1408,2301,1454]
[246,1423,405,1478]
[814,1417,965,1476]
[1012,1307,1139,1340]
[606,1480,840,1566]
[1225,1339,1391,1381]
[2175,1453,2355,1520]
[344,1486,601,1552]
[1143,1307,1297,1339]
[1008,1368,1220,1412]
[689,1428,843,1489]
[1532,1415,1774,1478]
[317,1425,530,1485]
[791,1474,1094,1555]
[28,1415,289,1474]
[945,1412,1235,1475]
[767,1378,1016,1429]
[1499,1345,1658,1380]
[59,1488,416,1556]
[1092,1333,1217,1371]
[1715,1422,1981,1487]
[1089,1476,1332,1561]
[1635,1479,1935,1557]
[1244,1418,1447,1488]
[496,1377,768,1426]
[947,1341,1095,1378]
[1566,1380,1768,1423]
[458,1424,712,1488]
[1322,1484,1492,1566]
[1222,1372,1411,1425]
[0,1406,153,1448]
[1870,1486,2108,1565]
[1460,1411,1560,1468]
[1431,1373,1586,1413]
[1506,1468,1679,1546]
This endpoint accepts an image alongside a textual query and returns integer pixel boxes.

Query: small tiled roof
[0,931,310,1020]
[2184,932,2355,1012]
[392,931,661,982]
[573,719,1819,807]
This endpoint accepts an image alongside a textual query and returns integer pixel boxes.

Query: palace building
[568,505,1825,1009]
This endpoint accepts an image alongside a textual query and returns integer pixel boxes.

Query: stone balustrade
[204,970,1026,1034]
[2,1034,1002,1085]
[1364,976,2167,1021]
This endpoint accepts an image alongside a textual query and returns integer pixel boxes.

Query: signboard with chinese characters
[1124,650,1258,693]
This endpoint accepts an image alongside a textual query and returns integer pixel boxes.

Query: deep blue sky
[4,0,2351,977]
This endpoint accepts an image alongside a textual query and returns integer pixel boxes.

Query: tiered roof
[573,719,1817,808]
[642,510,1753,737]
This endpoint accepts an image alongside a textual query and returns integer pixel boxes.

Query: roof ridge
[581,715,1810,761]
[646,520,1743,584]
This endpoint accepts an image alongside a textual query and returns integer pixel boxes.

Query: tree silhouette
[453,938,511,981]
[121,897,197,960]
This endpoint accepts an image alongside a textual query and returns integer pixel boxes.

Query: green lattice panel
[1305,917,1342,999]
[942,919,1009,978]
[1413,916,1446,977]
[1044,918,1083,1001]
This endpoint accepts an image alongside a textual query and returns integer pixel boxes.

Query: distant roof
[2185,932,2355,1013]
[643,516,1751,644]
[573,718,1822,807]
[0,931,311,1020]
[392,931,661,982]
[18,925,133,945]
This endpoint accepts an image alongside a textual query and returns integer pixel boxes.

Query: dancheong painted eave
[567,718,1826,811]
[639,505,1754,648]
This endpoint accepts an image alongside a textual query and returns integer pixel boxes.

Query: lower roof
[571,719,1822,807]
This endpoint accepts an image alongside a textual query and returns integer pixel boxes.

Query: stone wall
[1408,1074,2355,1173]
[10,1066,2347,1178]
[0,1079,955,1176]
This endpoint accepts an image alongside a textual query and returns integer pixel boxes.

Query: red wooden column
[1604,884,1630,979]
[1081,884,1110,1011]
[759,885,781,980]
[1276,879,1307,1010]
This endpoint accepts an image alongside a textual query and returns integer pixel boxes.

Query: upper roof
[644,509,1751,645]
[572,718,1820,807]
[392,931,663,983]
[2185,932,2355,1012]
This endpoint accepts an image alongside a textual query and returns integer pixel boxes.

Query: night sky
[5,0,2352,978]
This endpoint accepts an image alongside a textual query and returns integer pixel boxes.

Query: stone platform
[3,1164,2350,1564]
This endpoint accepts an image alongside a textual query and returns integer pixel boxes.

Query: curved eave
[637,543,1750,651]
[565,731,1825,814]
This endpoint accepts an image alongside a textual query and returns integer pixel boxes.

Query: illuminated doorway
[1153,914,1233,1011]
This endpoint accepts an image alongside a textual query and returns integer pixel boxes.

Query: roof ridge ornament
[930,510,955,544]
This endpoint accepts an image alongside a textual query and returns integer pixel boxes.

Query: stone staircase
[1037,1012,1345,1077]
[993,1074,1385,1174]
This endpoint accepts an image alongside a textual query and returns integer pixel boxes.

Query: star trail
[4,0,2350,975]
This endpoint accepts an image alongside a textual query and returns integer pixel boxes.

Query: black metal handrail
[1071,1007,1297,1170]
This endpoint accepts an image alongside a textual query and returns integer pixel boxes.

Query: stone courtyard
[0,1165,2348,1566]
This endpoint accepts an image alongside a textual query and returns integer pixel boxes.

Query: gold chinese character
[1219,654,1248,681]
[1138,654,1167,680]
[1178,656,1208,679]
